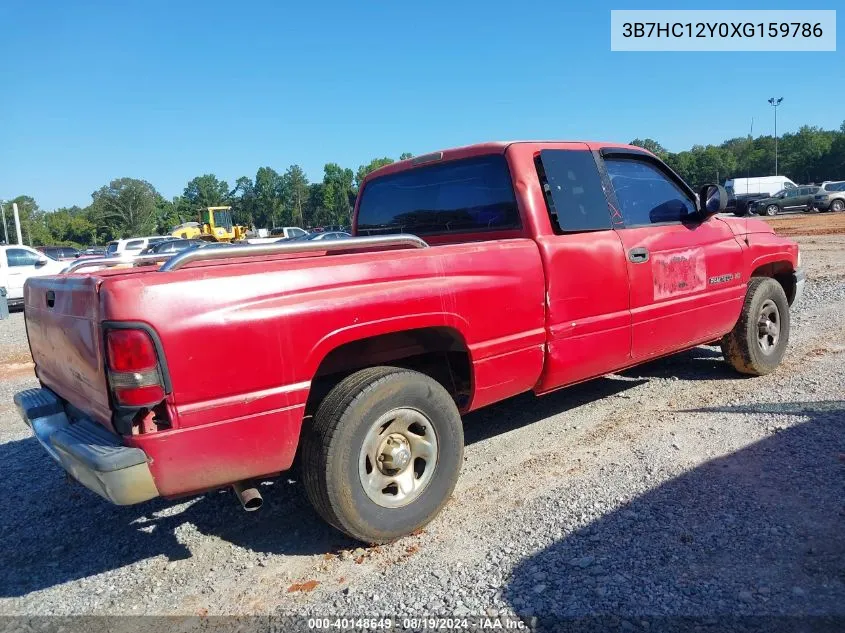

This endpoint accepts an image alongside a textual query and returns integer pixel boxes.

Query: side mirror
[698,184,727,218]
[35,257,49,268]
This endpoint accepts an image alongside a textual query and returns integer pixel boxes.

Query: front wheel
[301,366,463,543]
[721,277,790,376]
[765,204,779,217]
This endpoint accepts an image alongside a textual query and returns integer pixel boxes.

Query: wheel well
[306,327,473,414]
[751,262,797,305]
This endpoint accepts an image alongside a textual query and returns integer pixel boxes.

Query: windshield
[106,242,118,255]
[356,155,521,237]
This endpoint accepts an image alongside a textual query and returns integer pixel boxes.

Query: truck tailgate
[24,275,113,429]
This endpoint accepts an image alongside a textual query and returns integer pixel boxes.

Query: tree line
[3,122,844,248]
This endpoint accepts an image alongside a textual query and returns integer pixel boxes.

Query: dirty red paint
[652,248,707,300]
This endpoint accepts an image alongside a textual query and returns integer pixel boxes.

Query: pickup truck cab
[15,142,804,543]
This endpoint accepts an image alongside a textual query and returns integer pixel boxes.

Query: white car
[1,245,67,308]
[105,236,174,258]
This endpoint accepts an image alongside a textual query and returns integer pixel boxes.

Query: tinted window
[106,242,118,255]
[6,248,42,267]
[605,159,696,226]
[42,247,61,259]
[537,150,612,232]
[125,239,144,249]
[63,248,79,258]
[357,155,520,236]
[824,182,845,192]
[785,189,799,198]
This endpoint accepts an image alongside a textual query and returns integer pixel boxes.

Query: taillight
[105,329,165,408]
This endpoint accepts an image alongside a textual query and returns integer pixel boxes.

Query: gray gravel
[1,235,843,626]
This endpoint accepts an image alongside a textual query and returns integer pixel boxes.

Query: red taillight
[105,329,165,408]
[106,330,158,372]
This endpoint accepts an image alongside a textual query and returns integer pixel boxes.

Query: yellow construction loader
[171,207,248,242]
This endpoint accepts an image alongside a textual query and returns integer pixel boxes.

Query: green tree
[399,152,414,160]
[91,178,161,238]
[321,163,355,226]
[183,174,230,211]
[281,165,309,227]
[253,167,284,228]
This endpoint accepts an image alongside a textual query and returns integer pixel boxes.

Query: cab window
[536,149,613,233]
[6,248,42,267]
[604,158,697,226]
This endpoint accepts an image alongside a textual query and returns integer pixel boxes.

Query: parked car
[80,247,106,257]
[105,236,175,258]
[748,186,820,216]
[38,246,81,261]
[281,231,352,242]
[269,227,308,239]
[15,140,803,544]
[811,181,845,212]
[724,176,798,196]
[1,245,66,308]
[140,239,205,255]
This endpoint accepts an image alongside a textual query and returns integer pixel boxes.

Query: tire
[301,366,463,543]
[832,199,845,213]
[721,277,790,376]
[764,204,779,217]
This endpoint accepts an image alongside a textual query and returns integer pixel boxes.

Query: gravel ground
[0,230,843,629]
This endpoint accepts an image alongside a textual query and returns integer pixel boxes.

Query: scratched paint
[652,248,706,300]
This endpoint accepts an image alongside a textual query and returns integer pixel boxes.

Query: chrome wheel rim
[833,200,844,212]
[757,299,781,355]
[767,205,778,216]
[358,408,439,508]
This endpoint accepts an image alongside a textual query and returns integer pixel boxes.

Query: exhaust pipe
[232,481,263,511]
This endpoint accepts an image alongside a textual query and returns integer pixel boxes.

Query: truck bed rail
[62,235,429,274]
[158,235,429,272]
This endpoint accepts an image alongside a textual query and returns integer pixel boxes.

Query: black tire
[721,277,790,376]
[301,366,463,543]
[764,204,780,217]
[831,199,845,213]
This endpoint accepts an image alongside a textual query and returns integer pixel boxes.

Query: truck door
[530,146,632,392]
[600,148,745,360]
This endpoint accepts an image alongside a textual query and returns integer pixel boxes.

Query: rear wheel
[765,204,779,217]
[721,277,790,376]
[832,199,845,213]
[301,366,463,543]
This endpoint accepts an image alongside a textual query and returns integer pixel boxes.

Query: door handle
[629,247,649,264]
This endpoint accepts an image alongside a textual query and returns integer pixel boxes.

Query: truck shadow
[0,345,734,597]
[502,400,845,629]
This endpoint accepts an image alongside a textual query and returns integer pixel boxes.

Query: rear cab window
[356,155,521,237]
[535,149,613,233]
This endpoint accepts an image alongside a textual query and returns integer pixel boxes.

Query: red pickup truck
[15,141,804,543]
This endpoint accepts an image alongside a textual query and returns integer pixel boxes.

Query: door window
[125,239,144,250]
[536,150,613,233]
[605,158,697,226]
[6,248,41,267]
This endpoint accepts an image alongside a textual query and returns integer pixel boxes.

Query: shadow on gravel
[0,345,741,597]
[504,400,845,631]
[619,345,740,382]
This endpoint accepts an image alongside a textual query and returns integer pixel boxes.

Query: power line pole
[768,97,783,175]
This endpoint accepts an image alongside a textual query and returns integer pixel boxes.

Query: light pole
[768,97,783,175]
[0,200,8,244]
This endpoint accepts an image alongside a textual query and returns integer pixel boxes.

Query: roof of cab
[363,140,648,183]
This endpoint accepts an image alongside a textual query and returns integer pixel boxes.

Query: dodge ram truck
[15,141,805,543]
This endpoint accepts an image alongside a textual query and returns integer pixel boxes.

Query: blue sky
[1,0,842,210]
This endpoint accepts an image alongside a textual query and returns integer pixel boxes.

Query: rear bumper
[14,388,159,505]
[792,268,806,307]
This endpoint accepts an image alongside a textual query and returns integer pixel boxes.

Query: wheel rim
[767,205,778,216]
[757,299,781,355]
[833,200,844,212]
[358,407,439,508]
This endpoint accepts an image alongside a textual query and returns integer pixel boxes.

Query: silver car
[812,181,845,212]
